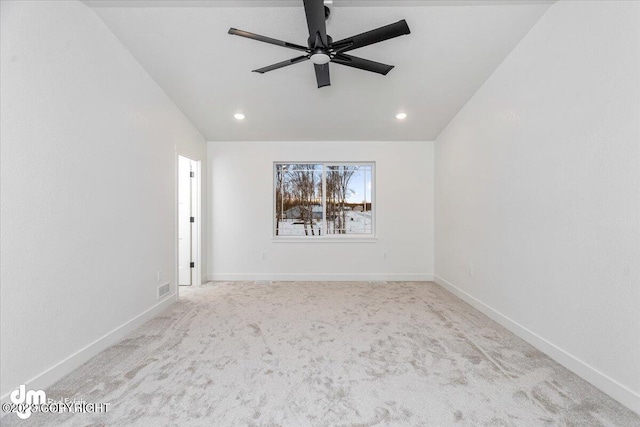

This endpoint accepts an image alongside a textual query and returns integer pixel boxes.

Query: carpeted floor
[4,281,639,426]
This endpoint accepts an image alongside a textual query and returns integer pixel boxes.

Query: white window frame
[272,161,376,242]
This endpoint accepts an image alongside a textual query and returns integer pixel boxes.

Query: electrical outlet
[467,266,474,277]
[261,252,267,260]
[157,271,162,282]
[383,252,387,259]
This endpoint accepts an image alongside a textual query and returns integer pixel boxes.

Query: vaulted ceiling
[87,0,553,141]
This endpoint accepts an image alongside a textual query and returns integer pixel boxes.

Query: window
[274,163,374,238]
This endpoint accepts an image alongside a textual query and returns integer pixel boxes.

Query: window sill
[271,237,378,243]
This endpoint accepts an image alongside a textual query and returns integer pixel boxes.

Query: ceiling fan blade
[228,28,308,52]
[331,53,394,75]
[253,56,310,74]
[303,0,328,48]
[314,63,330,88]
[331,20,410,53]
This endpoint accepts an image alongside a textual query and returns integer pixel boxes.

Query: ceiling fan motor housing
[308,35,332,50]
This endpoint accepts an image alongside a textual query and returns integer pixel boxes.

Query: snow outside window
[274,163,374,238]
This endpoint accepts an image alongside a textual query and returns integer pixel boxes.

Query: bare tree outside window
[274,163,373,237]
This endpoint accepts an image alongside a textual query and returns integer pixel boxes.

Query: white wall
[435,0,640,413]
[0,0,207,400]
[208,141,434,281]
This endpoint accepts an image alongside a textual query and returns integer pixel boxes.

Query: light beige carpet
[4,281,638,426]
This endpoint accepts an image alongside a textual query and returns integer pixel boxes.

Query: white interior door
[178,155,192,286]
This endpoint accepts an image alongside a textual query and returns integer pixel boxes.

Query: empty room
[1,0,638,425]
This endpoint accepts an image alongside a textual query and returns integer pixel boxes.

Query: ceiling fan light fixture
[234,113,245,120]
[310,53,331,65]
[396,112,407,120]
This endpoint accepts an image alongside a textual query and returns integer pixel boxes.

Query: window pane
[326,165,373,235]
[275,164,323,236]
[275,163,374,237]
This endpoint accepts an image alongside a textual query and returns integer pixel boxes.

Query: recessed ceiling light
[396,112,407,120]
[234,113,245,120]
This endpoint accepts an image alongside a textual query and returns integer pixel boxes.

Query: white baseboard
[434,275,640,416]
[204,273,434,282]
[0,293,177,406]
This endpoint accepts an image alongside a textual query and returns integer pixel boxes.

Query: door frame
[176,153,201,299]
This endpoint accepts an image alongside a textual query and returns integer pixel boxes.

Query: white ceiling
[88,0,553,141]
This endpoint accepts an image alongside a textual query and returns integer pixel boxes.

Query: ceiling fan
[228,0,410,88]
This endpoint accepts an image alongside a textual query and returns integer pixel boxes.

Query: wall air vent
[158,282,170,299]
